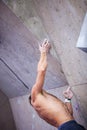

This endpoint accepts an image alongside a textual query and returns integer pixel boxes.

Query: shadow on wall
[0,90,16,130]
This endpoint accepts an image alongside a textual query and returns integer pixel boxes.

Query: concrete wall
[2,0,87,87]
[10,86,86,130]
[0,90,16,130]
[0,1,67,98]
[1,0,87,130]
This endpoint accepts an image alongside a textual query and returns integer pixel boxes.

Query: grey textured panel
[34,0,87,86]
[72,84,87,128]
[2,0,48,40]
[0,90,16,130]
[0,1,68,98]
[0,59,28,98]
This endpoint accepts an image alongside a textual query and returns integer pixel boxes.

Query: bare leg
[63,87,74,116]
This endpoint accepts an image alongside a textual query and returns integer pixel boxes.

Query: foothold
[76,106,78,110]
[75,104,79,111]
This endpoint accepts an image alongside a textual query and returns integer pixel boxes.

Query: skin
[30,40,74,128]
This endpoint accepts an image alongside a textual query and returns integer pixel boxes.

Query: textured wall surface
[33,0,87,86]
[0,90,16,130]
[0,1,68,98]
[2,0,87,86]
[0,0,87,130]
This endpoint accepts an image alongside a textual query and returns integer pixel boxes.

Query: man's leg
[63,87,73,116]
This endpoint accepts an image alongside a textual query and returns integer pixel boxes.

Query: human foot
[63,87,73,99]
[39,39,51,53]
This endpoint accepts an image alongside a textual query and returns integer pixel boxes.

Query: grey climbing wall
[0,1,67,98]
[0,0,87,130]
[0,90,16,130]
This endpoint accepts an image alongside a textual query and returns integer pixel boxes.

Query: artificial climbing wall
[0,1,68,98]
[0,0,87,130]
[0,90,16,130]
